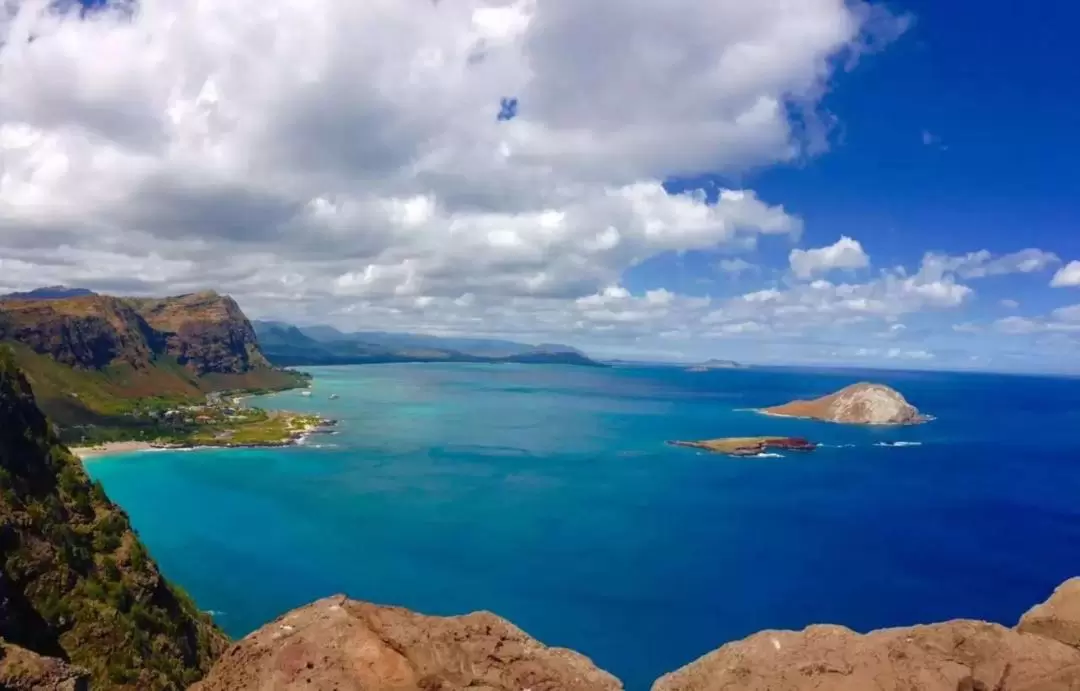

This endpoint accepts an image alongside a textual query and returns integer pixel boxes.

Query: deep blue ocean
[85,363,1080,689]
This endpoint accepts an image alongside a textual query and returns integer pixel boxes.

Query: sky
[0,1,1078,373]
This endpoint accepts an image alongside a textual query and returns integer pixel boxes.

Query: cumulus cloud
[1000,299,1020,309]
[1052,261,1080,287]
[0,0,904,312]
[24,0,1071,370]
[789,235,870,279]
[920,248,1059,280]
[1053,304,1080,322]
[716,258,757,276]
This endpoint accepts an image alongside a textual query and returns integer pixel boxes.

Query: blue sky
[622,0,1080,372]
[0,0,1078,373]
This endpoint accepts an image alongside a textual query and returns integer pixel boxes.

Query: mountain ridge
[252,320,604,368]
[0,292,305,429]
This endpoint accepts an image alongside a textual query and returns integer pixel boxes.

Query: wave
[874,441,923,448]
[751,452,784,458]
[817,443,856,448]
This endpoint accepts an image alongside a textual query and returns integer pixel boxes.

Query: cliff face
[190,596,623,691]
[761,382,927,425]
[127,293,271,375]
[0,297,159,371]
[0,291,301,425]
[0,292,268,376]
[0,348,228,689]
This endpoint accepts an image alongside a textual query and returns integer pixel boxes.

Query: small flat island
[759,382,929,425]
[668,436,816,457]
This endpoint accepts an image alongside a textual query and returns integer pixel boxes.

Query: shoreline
[72,419,337,461]
[71,440,156,460]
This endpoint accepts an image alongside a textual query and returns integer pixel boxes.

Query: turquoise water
[87,364,1080,689]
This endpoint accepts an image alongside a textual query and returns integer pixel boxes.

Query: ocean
[85,363,1080,690]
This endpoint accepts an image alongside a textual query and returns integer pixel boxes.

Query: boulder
[190,595,622,691]
[0,641,88,691]
[1019,578,1080,650]
[652,620,1080,691]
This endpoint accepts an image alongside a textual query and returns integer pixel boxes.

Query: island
[668,436,816,456]
[759,382,929,425]
[685,358,746,372]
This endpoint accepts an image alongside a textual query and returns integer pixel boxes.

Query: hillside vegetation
[0,346,228,689]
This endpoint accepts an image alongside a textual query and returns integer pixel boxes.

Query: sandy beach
[70,440,155,460]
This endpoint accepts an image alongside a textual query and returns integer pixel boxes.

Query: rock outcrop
[191,595,623,691]
[652,619,1080,691]
[760,382,928,425]
[653,579,1080,691]
[668,436,816,456]
[128,292,271,374]
[0,347,228,689]
[0,640,88,690]
[1019,578,1080,650]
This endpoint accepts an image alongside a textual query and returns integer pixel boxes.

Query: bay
[86,363,1080,690]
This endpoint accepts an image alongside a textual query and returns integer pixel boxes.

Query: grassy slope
[5,343,308,443]
[0,347,229,688]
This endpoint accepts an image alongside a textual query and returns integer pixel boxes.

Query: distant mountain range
[686,358,747,372]
[1,285,97,300]
[252,321,603,368]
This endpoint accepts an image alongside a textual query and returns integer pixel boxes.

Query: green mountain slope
[0,346,228,689]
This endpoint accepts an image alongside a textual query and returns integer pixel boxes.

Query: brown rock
[1019,578,1080,650]
[0,641,89,691]
[190,595,622,691]
[652,620,1080,691]
[760,382,928,425]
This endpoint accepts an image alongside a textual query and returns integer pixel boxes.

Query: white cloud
[716,258,757,276]
[920,249,1059,280]
[854,347,934,360]
[994,313,1080,335]
[1052,261,1080,287]
[952,322,982,333]
[1052,304,1080,322]
[1000,299,1020,309]
[789,235,870,279]
[0,0,907,318]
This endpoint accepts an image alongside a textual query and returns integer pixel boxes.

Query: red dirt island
[668,436,817,456]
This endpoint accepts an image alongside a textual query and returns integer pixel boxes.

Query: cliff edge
[190,595,622,691]
[760,382,928,425]
[653,579,1080,691]
[193,580,1080,691]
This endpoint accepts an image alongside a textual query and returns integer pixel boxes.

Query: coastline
[71,440,156,460]
[72,418,336,460]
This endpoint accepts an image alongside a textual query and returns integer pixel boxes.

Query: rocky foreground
[189,596,623,691]
[760,382,929,425]
[183,579,1080,691]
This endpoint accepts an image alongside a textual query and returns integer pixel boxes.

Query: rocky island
[668,436,816,456]
[759,382,929,425]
